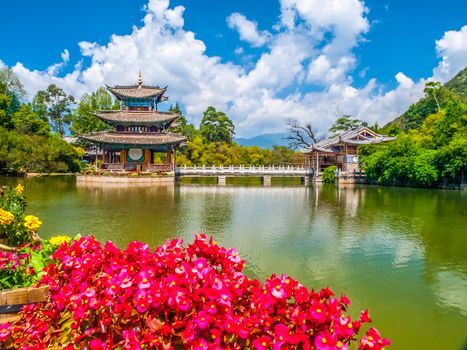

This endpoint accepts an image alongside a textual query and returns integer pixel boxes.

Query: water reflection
[1,176,466,349]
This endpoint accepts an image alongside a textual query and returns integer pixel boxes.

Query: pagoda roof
[302,126,395,154]
[93,110,178,125]
[106,84,167,100]
[81,132,186,146]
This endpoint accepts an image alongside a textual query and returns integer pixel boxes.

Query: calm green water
[1,176,466,349]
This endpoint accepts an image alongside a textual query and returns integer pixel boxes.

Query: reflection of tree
[310,185,467,276]
[198,188,233,239]
[74,182,178,247]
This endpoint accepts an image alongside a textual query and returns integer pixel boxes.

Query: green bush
[0,185,38,245]
[322,165,337,184]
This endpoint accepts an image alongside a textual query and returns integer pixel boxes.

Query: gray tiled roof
[93,110,178,124]
[107,85,167,99]
[302,126,395,153]
[81,132,186,145]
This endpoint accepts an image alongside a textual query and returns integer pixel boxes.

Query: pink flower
[314,331,335,350]
[253,335,272,349]
[89,339,104,350]
[359,328,391,350]
[0,322,10,341]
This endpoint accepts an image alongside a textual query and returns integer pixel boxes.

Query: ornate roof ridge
[94,110,176,115]
[108,84,167,90]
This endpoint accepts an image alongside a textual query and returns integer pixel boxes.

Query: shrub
[0,185,40,246]
[322,166,337,184]
[0,239,61,290]
[2,235,390,349]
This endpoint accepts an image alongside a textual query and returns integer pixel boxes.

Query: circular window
[128,148,143,161]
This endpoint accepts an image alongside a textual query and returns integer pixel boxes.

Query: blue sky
[1,0,466,136]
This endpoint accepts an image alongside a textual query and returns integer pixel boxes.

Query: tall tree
[199,106,235,144]
[168,103,197,140]
[70,87,115,135]
[11,104,50,136]
[286,120,318,149]
[0,68,26,128]
[423,81,442,112]
[34,84,75,137]
[329,115,363,135]
[0,67,26,117]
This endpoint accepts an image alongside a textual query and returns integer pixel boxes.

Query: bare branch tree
[285,120,319,150]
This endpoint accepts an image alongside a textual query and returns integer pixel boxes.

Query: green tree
[199,106,235,144]
[0,67,26,120]
[168,103,197,140]
[70,87,114,135]
[34,84,75,137]
[423,81,442,111]
[11,104,50,136]
[329,115,363,135]
[0,82,12,129]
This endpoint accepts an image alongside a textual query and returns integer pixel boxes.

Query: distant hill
[235,132,289,149]
[385,67,466,131]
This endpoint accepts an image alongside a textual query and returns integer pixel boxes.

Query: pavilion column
[166,150,172,165]
[316,152,319,174]
[144,149,151,164]
[120,149,126,164]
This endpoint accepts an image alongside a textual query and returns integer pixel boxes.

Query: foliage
[0,239,60,290]
[322,166,337,184]
[199,106,235,144]
[11,104,50,136]
[0,128,82,173]
[2,235,390,349]
[34,84,75,137]
[385,71,466,131]
[0,185,39,246]
[177,136,302,166]
[169,103,197,141]
[361,99,467,187]
[0,67,26,126]
[70,87,115,136]
[329,115,363,135]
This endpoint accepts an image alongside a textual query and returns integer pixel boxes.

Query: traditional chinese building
[303,126,395,174]
[82,73,186,173]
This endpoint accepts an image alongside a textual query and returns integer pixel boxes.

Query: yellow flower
[24,215,42,231]
[15,184,24,194]
[49,235,71,246]
[0,208,15,225]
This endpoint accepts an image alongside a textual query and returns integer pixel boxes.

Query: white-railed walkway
[176,165,312,176]
[176,165,313,185]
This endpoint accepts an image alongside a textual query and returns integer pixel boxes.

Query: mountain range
[235,132,289,149]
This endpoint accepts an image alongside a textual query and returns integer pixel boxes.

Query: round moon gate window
[128,148,143,161]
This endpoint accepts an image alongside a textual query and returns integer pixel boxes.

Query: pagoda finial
[137,70,143,88]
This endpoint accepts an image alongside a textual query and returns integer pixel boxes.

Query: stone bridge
[176,165,313,185]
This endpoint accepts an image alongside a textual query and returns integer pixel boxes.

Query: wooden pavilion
[81,73,186,173]
[303,126,395,174]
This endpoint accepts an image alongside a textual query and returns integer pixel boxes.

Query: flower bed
[1,235,390,349]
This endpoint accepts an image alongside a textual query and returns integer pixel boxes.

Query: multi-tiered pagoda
[82,73,186,173]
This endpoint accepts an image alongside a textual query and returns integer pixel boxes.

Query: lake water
[1,176,466,349]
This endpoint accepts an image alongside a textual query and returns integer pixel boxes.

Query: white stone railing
[176,165,312,176]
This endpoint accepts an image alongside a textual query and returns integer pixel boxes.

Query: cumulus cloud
[432,25,467,82]
[227,13,271,47]
[5,0,466,137]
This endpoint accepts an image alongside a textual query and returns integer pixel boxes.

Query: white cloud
[227,13,271,47]
[432,25,467,83]
[5,0,466,137]
[234,47,244,55]
[61,49,70,64]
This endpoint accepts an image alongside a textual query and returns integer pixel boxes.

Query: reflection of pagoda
[82,73,186,173]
